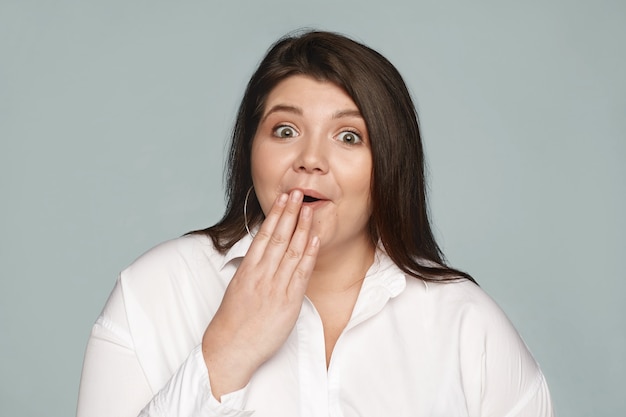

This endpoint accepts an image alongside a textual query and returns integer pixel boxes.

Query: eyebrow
[261,105,302,123]
[332,109,363,119]
[261,105,364,123]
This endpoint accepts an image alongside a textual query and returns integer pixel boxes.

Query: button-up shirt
[77,233,553,417]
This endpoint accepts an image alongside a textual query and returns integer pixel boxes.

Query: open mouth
[303,195,321,203]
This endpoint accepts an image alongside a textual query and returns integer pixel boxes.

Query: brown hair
[197,30,474,283]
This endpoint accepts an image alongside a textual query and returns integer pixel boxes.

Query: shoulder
[406,278,551,415]
[122,233,221,282]
[110,233,231,388]
[403,277,509,326]
[407,278,529,353]
[126,232,218,268]
[439,280,524,344]
[401,277,540,375]
[117,233,233,307]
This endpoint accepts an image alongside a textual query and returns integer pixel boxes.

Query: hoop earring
[243,186,256,238]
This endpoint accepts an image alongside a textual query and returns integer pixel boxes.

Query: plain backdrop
[1,1,624,416]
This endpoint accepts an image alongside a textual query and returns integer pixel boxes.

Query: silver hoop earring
[243,186,256,238]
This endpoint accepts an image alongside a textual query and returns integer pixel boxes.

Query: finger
[287,234,320,299]
[244,192,288,261]
[258,190,305,270]
[273,204,313,287]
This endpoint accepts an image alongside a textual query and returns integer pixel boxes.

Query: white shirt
[77,233,553,417]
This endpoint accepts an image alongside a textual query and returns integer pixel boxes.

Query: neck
[306,236,376,297]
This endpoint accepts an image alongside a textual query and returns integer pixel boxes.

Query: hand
[201,189,319,400]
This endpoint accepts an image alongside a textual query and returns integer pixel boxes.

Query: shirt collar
[362,246,407,298]
[219,230,255,270]
[219,233,408,298]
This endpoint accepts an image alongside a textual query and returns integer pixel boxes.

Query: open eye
[273,125,298,138]
[337,130,362,145]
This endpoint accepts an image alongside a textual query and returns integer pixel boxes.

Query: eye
[273,125,298,139]
[337,130,362,145]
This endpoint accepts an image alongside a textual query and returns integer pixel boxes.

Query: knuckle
[296,219,310,231]
[284,202,301,214]
[292,266,309,282]
[255,230,272,241]
[285,247,301,260]
[269,233,287,246]
[305,244,318,256]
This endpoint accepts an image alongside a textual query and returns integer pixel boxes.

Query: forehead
[262,75,360,115]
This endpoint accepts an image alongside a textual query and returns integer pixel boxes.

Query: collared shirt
[77,233,553,417]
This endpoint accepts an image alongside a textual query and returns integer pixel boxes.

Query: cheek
[337,160,373,218]
[250,142,268,214]
[351,158,373,198]
[356,161,374,217]
[251,144,282,216]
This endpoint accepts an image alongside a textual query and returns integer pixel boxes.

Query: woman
[77,31,553,417]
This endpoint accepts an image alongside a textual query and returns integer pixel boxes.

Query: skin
[251,75,374,268]
[202,76,376,400]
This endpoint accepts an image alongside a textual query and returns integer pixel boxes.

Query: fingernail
[291,190,302,202]
[301,206,311,219]
[311,236,320,247]
[277,193,288,206]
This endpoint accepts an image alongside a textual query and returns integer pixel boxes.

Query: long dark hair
[197,30,474,283]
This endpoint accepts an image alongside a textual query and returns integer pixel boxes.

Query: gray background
[1,1,624,416]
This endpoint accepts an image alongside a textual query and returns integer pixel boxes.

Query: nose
[293,134,329,174]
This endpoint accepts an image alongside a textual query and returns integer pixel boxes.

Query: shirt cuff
[140,345,253,417]
[197,346,252,415]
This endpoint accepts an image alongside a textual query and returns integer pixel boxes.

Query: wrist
[202,341,258,401]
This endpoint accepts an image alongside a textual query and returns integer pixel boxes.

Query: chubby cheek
[251,175,276,217]
[251,156,283,217]
[347,179,374,232]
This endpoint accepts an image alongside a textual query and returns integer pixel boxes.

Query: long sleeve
[77,236,554,416]
[478,329,553,417]
[77,280,154,417]
[138,345,252,417]
[76,279,252,417]
[456,282,554,417]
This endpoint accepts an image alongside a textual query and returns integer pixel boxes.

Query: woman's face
[251,75,373,253]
